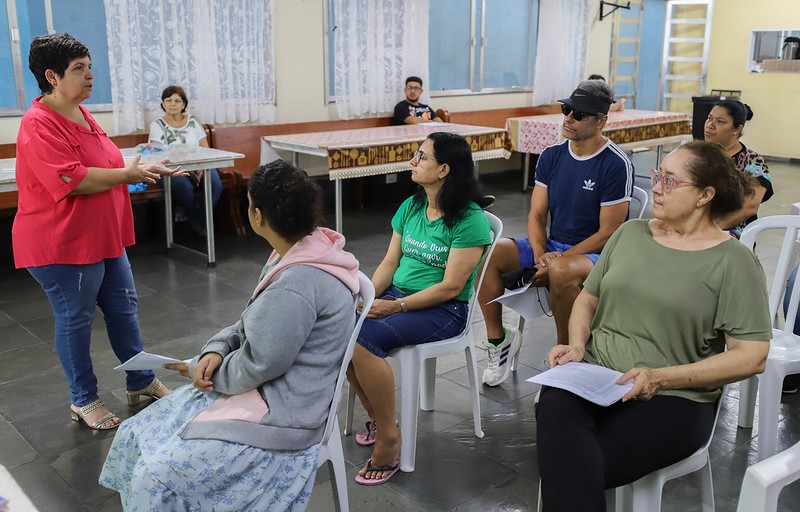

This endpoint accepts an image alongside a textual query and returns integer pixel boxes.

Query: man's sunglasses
[561,104,599,122]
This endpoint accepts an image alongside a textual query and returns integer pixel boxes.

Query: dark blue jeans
[168,169,222,226]
[357,286,469,358]
[28,252,154,407]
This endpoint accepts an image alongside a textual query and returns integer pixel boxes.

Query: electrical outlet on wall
[385,173,398,184]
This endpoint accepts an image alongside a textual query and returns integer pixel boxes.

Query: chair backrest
[320,271,375,445]
[202,123,216,148]
[466,211,503,325]
[631,185,648,219]
[739,215,800,334]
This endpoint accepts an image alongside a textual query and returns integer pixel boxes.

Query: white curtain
[532,0,591,106]
[103,0,275,135]
[332,0,429,119]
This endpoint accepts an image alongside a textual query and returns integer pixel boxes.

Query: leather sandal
[70,400,120,430]
[126,377,171,406]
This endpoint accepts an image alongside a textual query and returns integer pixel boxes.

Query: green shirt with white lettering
[391,196,491,302]
[583,220,772,403]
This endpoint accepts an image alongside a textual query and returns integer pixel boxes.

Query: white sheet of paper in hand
[526,361,635,407]
[487,283,551,322]
[114,351,188,371]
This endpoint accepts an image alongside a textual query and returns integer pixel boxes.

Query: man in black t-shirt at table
[391,76,495,209]
[392,76,442,125]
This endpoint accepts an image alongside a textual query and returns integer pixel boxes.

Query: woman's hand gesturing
[123,155,188,185]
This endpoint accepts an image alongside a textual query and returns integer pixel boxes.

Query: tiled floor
[0,150,798,511]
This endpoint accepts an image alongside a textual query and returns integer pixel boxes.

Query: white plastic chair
[630,185,649,220]
[511,185,648,371]
[345,211,503,472]
[613,393,724,512]
[736,439,800,512]
[317,272,375,512]
[736,215,800,461]
[535,392,724,512]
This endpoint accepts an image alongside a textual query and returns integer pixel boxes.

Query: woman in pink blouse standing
[13,33,183,430]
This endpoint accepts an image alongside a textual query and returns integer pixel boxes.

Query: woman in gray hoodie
[100,161,360,511]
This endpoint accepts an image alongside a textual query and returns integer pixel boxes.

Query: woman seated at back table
[537,141,772,511]
[347,132,492,486]
[149,85,222,236]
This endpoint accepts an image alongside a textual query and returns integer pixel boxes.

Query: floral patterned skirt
[99,385,320,512]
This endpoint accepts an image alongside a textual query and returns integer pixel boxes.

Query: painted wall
[707,0,800,158]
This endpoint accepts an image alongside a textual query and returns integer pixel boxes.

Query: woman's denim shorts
[357,285,469,358]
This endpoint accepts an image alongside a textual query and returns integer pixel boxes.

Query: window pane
[51,0,111,104]
[429,0,472,92]
[481,0,536,89]
[16,0,46,107]
[0,4,18,109]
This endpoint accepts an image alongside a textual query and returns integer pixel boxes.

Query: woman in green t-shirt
[537,141,772,511]
[347,132,492,486]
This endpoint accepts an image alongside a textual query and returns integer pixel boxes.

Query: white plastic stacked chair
[511,185,649,371]
[736,215,800,461]
[344,211,503,472]
[736,439,800,512]
[317,272,375,512]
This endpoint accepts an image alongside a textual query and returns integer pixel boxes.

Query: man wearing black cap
[478,80,633,387]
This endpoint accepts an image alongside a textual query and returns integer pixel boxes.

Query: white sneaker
[482,328,521,387]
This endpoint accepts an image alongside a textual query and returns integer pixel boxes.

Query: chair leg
[512,316,525,372]
[326,422,349,512]
[699,460,715,512]
[420,358,437,411]
[536,480,543,512]
[757,367,784,461]
[628,474,665,512]
[398,350,421,472]
[344,385,356,436]
[738,375,758,429]
[464,343,484,438]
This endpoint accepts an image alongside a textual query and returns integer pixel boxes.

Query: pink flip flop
[354,454,401,486]
[355,421,376,446]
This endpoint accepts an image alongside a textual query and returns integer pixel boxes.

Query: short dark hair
[713,99,754,137]
[160,85,189,113]
[28,33,90,95]
[411,132,484,228]
[680,141,745,218]
[248,160,323,241]
[406,76,423,87]
[587,74,606,82]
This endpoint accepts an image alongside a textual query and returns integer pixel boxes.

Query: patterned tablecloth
[261,123,512,180]
[506,109,692,154]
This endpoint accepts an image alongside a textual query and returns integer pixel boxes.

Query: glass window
[479,0,537,90]
[429,0,473,92]
[325,0,539,100]
[1,0,112,115]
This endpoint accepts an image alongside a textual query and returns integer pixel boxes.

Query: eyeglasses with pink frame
[650,169,696,194]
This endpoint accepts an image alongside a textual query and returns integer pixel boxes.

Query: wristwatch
[397,297,408,313]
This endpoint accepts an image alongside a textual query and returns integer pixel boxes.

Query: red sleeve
[17,115,87,202]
